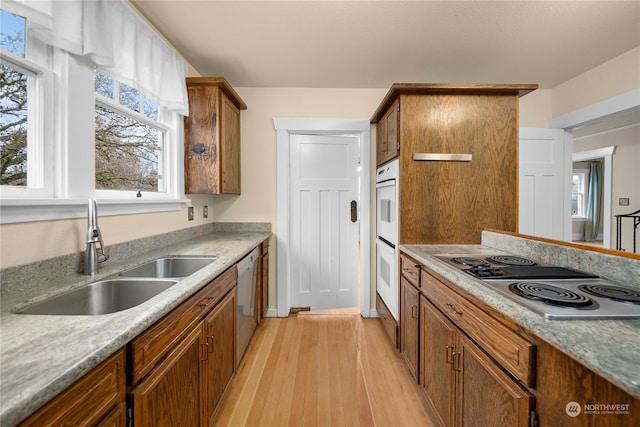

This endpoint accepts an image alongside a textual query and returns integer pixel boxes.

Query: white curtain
[2,0,189,115]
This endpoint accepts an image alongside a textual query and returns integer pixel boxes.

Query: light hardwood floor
[213,313,436,427]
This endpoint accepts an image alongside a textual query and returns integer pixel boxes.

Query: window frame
[571,169,589,220]
[0,46,188,224]
[94,90,170,199]
[0,21,53,199]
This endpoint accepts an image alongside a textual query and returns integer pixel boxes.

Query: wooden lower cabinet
[258,239,269,322]
[129,266,239,426]
[420,296,535,427]
[400,276,420,380]
[19,349,126,427]
[457,335,534,427]
[203,288,237,424]
[131,324,204,426]
[97,403,127,427]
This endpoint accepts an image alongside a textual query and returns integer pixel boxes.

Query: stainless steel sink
[16,279,178,315]
[119,256,216,278]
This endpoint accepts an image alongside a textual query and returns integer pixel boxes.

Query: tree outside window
[95,72,165,193]
[0,10,28,187]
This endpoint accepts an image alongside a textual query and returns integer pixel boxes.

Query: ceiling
[130,1,640,89]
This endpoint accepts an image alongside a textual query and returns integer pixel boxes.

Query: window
[0,9,49,194]
[572,170,589,218]
[0,1,188,224]
[94,72,167,194]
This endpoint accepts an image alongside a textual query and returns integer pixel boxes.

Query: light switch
[188,206,194,220]
[203,206,208,218]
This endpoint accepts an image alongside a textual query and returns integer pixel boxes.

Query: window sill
[0,198,191,224]
[572,217,587,222]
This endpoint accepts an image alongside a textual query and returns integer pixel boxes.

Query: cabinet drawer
[421,269,535,387]
[130,266,237,384]
[20,349,125,427]
[400,253,421,289]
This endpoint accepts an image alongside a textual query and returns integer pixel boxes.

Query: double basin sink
[16,257,216,316]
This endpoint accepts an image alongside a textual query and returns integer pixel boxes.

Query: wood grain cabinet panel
[130,324,204,427]
[400,252,422,375]
[420,295,456,427]
[19,349,125,427]
[184,77,246,195]
[376,100,400,166]
[258,239,270,321]
[129,266,236,385]
[203,288,237,425]
[400,276,420,381]
[371,84,537,244]
[457,335,534,427]
[420,295,534,427]
[421,268,535,387]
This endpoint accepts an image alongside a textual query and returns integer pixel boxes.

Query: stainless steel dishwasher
[236,247,259,363]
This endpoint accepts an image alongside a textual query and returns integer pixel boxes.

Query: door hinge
[397,142,400,152]
[126,406,133,427]
[529,410,539,427]
[397,102,400,112]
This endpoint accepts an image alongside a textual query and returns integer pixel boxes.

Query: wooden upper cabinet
[376,100,400,166]
[184,77,247,195]
[371,83,538,244]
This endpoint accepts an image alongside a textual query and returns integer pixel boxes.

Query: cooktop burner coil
[486,255,537,267]
[578,284,640,305]
[508,282,593,308]
[452,257,490,267]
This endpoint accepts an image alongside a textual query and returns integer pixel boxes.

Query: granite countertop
[400,235,640,400]
[0,227,271,426]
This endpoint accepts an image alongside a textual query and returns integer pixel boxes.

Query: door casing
[273,118,371,317]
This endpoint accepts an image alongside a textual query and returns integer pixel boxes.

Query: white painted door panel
[519,128,568,240]
[290,134,359,310]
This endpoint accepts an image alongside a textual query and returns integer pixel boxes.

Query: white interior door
[289,134,360,311]
[519,128,571,241]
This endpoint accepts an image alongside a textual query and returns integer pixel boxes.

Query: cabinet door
[131,324,204,427]
[385,102,399,160]
[203,288,237,424]
[377,102,400,166]
[220,93,241,194]
[400,276,420,380]
[457,335,534,427]
[376,117,387,166]
[19,349,125,427]
[421,297,456,427]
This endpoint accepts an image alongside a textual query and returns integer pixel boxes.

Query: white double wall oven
[376,159,400,321]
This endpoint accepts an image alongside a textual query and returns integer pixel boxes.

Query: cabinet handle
[411,305,418,319]
[452,351,461,372]
[446,303,463,316]
[206,335,215,352]
[446,345,454,364]
[201,342,209,361]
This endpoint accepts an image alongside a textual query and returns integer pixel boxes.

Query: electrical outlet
[619,198,630,206]
[188,206,194,221]
[203,206,208,218]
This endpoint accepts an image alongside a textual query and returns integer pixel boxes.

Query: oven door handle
[376,237,396,251]
[376,179,396,189]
